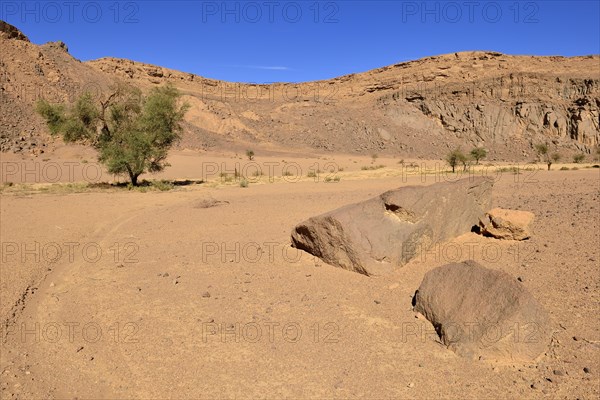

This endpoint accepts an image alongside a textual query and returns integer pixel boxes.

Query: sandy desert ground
[0,148,599,399]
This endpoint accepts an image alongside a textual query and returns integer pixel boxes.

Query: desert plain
[1,145,599,399]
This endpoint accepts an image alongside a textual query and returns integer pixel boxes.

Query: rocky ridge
[1,21,598,159]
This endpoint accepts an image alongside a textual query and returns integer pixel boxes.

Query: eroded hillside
[1,21,598,160]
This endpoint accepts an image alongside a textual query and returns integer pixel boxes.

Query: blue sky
[2,1,599,83]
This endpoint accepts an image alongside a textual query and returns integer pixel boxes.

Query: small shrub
[559,166,570,171]
[240,179,248,188]
[361,165,385,171]
[573,153,585,164]
[220,174,232,183]
[282,171,294,177]
[152,180,174,191]
[218,172,233,183]
[324,176,341,182]
[307,171,317,178]
[245,150,254,160]
[498,166,521,174]
[0,182,14,192]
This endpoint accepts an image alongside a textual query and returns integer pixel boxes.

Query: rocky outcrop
[45,41,69,53]
[478,208,534,240]
[291,177,493,276]
[88,52,599,159]
[1,24,112,155]
[1,22,598,159]
[389,74,600,152]
[0,21,29,42]
[414,261,552,362]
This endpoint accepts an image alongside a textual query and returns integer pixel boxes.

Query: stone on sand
[413,260,551,362]
[478,208,534,240]
[291,177,493,276]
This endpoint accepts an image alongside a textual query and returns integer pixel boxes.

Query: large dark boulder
[291,177,493,275]
[413,261,552,362]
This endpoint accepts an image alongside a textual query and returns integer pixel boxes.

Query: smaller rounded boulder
[413,261,551,362]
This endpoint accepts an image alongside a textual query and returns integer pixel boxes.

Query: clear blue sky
[2,1,599,83]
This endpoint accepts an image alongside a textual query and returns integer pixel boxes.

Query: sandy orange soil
[0,149,599,399]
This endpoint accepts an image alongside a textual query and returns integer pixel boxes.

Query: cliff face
[81,52,600,160]
[389,74,599,154]
[369,52,599,158]
[1,21,599,160]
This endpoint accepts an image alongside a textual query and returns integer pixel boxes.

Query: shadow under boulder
[413,260,552,362]
[291,177,493,276]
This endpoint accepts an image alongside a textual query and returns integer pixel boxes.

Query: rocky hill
[1,21,598,160]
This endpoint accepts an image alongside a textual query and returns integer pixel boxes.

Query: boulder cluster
[291,178,549,362]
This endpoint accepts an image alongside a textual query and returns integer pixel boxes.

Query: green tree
[550,152,561,170]
[573,153,585,164]
[446,148,467,173]
[535,143,548,160]
[535,143,559,171]
[246,149,255,160]
[470,147,487,165]
[37,84,188,186]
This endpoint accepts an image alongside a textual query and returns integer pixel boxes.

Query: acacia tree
[535,143,561,171]
[470,147,487,165]
[37,83,189,186]
[535,143,548,160]
[550,152,561,169]
[446,148,468,173]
